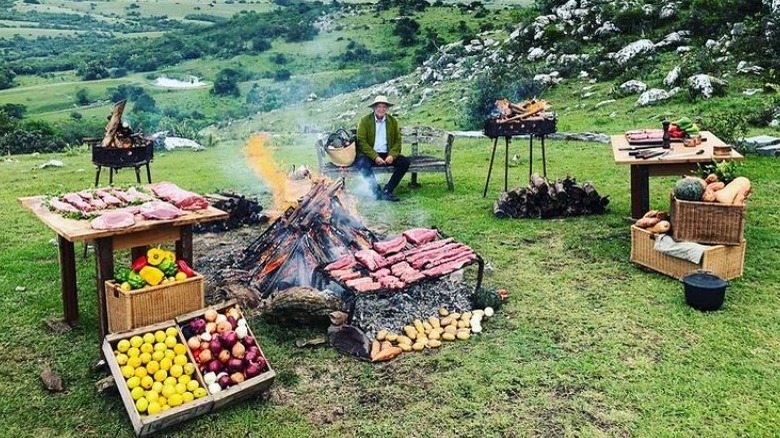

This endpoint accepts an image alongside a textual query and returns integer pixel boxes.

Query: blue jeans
[352,153,410,193]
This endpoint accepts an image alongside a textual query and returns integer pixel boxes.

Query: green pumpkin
[472,287,503,310]
[673,177,704,201]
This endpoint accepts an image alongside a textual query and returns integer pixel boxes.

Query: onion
[226,307,241,319]
[208,382,222,394]
[205,359,223,374]
[204,308,219,322]
[226,315,238,330]
[192,349,201,362]
[218,374,233,389]
[237,318,247,327]
[198,349,213,364]
[230,372,245,384]
[199,332,212,342]
[203,372,217,385]
[205,322,217,334]
[227,357,243,373]
[231,342,246,359]
[218,349,231,364]
[199,341,210,351]
[221,331,238,348]
[216,321,232,334]
[189,318,206,334]
[243,351,258,364]
[187,336,200,350]
[235,326,248,340]
[255,356,267,371]
[244,336,256,347]
[215,314,227,324]
[244,362,262,379]
[246,346,260,357]
[208,338,222,356]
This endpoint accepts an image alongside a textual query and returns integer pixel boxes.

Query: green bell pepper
[127,271,147,290]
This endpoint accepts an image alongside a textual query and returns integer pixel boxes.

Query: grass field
[1,118,779,436]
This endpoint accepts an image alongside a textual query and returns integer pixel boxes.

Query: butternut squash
[647,220,671,234]
[636,217,661,228]
[701,181,726,202]
[715,177,751,205]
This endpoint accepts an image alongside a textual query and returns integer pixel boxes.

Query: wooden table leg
[57,235,79,325]
[630,165,650,220]
[483,137,500,198]
[177,225,193,265]
[94,237,114,343]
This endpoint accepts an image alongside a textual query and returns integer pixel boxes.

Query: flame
[243,133,303,211]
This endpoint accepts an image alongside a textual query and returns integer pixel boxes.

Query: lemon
[167,393,183,407]
[130,386,144,401]
[161,384,176,398]
[157,396,167,407]
[163,377,177,387]
[151,351,165,362]
[135,397,148,413]
[161,404,171,412]
[159,357,172,371]
[145,390,159,403]
[153,369,167,383]
[135,367,149,380]
[174,383,187,395]
[165,327,179,338]
[175,272,187,281]
[183,363,196,376]
[182,392,194,403]
[142,332,155,344]
[173,355,188,367]
[126,376,141,390]
[117,339,131,353]
[139,352,152,365]
[120,365,135,379]
[169,364,183,378]
[164,336,177,348]
[127,356,142,369]
[115,353,128,366]
[120,282,132,292]
[193,387,207,398]
[164,350,176,360]
[146,361,160,374]
[151,381,164,394]
[173,344,187,356]
[186,379,200,392]
[177,374,191,386]
[153,342,167,352]
[154,331,167,343]
[140,375,154,390]
[130,336,144,348]
[146,402,162,415]
[127,347,140,358]
[140,343,154,354]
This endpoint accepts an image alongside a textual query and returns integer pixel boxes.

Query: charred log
[263,286,346,327]
[493,174,609,219]
[194,192,267,233]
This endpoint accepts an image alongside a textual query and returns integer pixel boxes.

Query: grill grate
[483,115,557,138]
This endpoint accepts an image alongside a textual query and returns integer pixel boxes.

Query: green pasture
[13,0,276,21]
[1,116,779,436]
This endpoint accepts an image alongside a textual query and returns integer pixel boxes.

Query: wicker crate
[630,226,745,280]
[670,195,745,245]
[102,321,213,437]
[106,274,205,333]
[176,300,276,410]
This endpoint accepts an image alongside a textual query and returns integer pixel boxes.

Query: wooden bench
[315,126,455,191]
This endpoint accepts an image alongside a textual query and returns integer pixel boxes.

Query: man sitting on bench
[354,95,410,202]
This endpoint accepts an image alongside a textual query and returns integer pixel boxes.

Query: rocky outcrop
[687,74,727,99]
[620,80,647,94]
[613,39,655,65]
[636,89,671,107]
[664,66,681,86]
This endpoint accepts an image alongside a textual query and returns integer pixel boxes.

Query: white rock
[664,65,681,86]
[620,80,648,94]
[743,88,762,96]
[655,31,688,49]
[39,160,64,169]
[688,74,727,99]
[736,61,763,75]
[527,47,545,61]
[660,2,678,19]
[635,88,671,107]
[613,39,655,65]
[595,99,616,109]
[676,46,692,53]
[594,21,619,36]
[578,70,589,78]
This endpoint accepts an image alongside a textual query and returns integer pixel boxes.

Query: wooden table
[611,131,744,220]
[19,196,228,342]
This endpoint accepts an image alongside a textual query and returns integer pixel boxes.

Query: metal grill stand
[482,116,557,197]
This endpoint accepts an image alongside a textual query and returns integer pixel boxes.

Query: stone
[736,60,763,74]
[595,99,616,109]
[527,47,545,61]
[620,80,647,94]
[740,135,780,150]
[664,66,681,86]
[688,74,727,99]
[636,88,671,107]
[613,39,655,65]
[38,160,64,169]
[756,145,780,156]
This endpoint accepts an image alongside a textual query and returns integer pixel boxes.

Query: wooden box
[670,195,745,246]
[102,321,213,437]
[630,225,745,280]
[106,274,205,333]
[176,300,276,410]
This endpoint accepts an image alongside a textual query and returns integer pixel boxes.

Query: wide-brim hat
[369,95,394,107]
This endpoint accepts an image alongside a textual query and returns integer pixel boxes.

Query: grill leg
[95,166,102,187]
[503,137,509,193]
[528,135,534,182]
[483,137,500,198]
[109,168,114,185]
[134,166,141,184]
[541,135,547,178]
[145,163,152,183]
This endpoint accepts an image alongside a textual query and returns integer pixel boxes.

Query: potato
[376,329,388,341]
[456,330,471,341]
[472,309,485,318]
[461,312,472,321]
[385,333,398,342]
[444,325,457,334]
[457,320,468,329]
[397,335,413,346]
[413,319,425,334]
[371,340,380,358]
[450,312,461,320]
[438,308,449,317]
[441,332,456,341]
[428,331,441,340]
[403,326,418,340]
[428,317,441,329]
[422,321,433,333]
[431,327,444,336]
[412,342,426,351]
[440,316,454,327]
[399,343,412,352]
[427,339,442,348]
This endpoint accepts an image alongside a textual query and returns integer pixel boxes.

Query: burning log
[263,286,347,327]
[493,174,609,219]
[234,178,375,298]
[493,98,551,124]
[99,100,152,148]
[194,192,268,233]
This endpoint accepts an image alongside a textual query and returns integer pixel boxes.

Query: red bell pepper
[131,255,148,272]
[176,259,196,278]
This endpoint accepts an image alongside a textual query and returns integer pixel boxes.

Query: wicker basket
[106,274,205,333]
[325,142,356,167]
[630,226,745,280]
[670,194,745,246]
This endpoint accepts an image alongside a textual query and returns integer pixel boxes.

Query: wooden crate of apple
[114,248,198,291]
[177,301,276,409]
[102,321,213,436]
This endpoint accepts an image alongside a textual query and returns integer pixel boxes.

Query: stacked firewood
[99,100,152,148]
[494,98,551,124]
[494,174,609,219]
[193,192,267,233]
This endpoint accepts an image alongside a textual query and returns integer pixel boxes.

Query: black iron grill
[91,144,154,168]
[483,116,557,138]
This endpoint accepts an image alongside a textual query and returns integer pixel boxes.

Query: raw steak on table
[138,201,185,220]
[90,211,136,230]
[150,182,209,210]
[62,193,93,211]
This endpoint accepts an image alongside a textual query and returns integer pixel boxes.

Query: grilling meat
[373,235,408,255]
[354,249,389,271]
[402,228,439,245]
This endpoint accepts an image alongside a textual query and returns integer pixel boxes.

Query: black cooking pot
[682,271,728,311]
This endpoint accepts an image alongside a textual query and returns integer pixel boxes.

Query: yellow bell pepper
[146,248,166,266]
[139,266,165,286]
[163,250,176,263]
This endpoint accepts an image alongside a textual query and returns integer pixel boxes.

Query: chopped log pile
[494,174,609,219]
[231,178,375,299]
[193,192,268,233]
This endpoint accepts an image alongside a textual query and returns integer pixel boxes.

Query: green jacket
[356,112,402,160]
